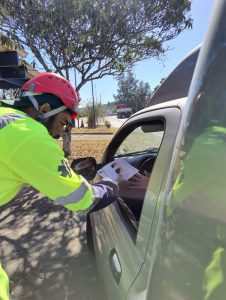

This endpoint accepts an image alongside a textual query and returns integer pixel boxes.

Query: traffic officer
[0,72,118,300]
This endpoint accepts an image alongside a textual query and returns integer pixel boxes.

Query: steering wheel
[139,156,156,174]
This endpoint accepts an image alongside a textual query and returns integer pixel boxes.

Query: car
[77,2,226,299]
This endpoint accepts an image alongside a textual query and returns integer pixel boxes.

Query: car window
[113,120,165,239]
[115,124,164,156]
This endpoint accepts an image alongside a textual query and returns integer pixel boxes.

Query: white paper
[98,158,138,182]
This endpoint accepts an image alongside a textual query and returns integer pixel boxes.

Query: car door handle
[109,248,122,284]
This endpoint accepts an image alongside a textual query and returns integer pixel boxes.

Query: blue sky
[25,0,215,106]
[78,0,215,107]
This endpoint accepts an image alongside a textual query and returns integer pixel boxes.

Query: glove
[91,180,119,209]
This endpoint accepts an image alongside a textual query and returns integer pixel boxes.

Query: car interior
[103,119,165,236]
[71,119,165,240]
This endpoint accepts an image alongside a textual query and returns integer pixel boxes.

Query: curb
[72,132,114,135]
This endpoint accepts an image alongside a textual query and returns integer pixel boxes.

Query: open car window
[115,123,164,157]
[112,120,165,240]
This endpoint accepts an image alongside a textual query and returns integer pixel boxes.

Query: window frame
[111,120,166,242]
[101,107,182,254]
[91,106,182,295]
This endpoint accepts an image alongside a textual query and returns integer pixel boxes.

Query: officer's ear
[40,103,51,113]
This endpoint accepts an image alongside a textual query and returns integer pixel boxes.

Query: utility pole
[74,68,79,129]
[91,79,96,128]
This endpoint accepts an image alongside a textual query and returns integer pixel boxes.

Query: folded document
[98,158,138,182]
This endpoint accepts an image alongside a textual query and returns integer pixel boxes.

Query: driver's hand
[128,172,149,191]
[118,180,130,190]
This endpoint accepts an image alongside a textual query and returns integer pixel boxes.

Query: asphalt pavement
[104,115,128,128]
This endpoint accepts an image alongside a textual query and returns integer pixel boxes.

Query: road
[77,115,128,129]
[71,116,128,140]
[0,187,106,300]
[105,115,128,128]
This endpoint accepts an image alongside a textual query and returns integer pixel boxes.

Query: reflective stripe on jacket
[0,106,93,211]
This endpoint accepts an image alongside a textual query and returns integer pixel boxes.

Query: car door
[91,105,182,300]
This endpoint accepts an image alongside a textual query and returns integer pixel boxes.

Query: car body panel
[91,2,226,299]
[145,3,226,299]
[130,2,226,299]
[91,104,183,299]
[92,203,143,298]
[148,45,200,106]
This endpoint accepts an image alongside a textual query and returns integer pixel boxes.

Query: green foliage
[0,35,18,49]
[114,70,152,112]
[1,0,192,90]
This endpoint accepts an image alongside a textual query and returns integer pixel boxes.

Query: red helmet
[21,72,78,118]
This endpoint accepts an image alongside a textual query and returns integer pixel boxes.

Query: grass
[58,125,116,164]
[58,139,110,163]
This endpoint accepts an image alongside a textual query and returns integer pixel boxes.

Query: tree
[153,77,166,93]
[85,103,106,128]
[1,0,192,91]
[114,70,152,112]
[136,81,153,110]
[114,71,137,108]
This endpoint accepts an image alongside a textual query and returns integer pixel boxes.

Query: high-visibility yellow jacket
[0,106,93,211]
[0,264,9,300]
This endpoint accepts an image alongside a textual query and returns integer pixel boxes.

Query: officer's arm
[10,130,94,212]
[10,128,118,212]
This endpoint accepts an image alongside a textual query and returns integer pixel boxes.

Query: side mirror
[71,157,97,181]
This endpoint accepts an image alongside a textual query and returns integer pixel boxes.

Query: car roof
[147,45,200,106]
[130,45,201,118]
[132,97,187,117]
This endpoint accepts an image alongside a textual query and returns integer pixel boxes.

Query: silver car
[88,2,226,299]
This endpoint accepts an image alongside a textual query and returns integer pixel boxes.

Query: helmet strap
[28,95,40,111]
[42,105,67,119]
[28,95,67,120]
[27,95,44,120]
